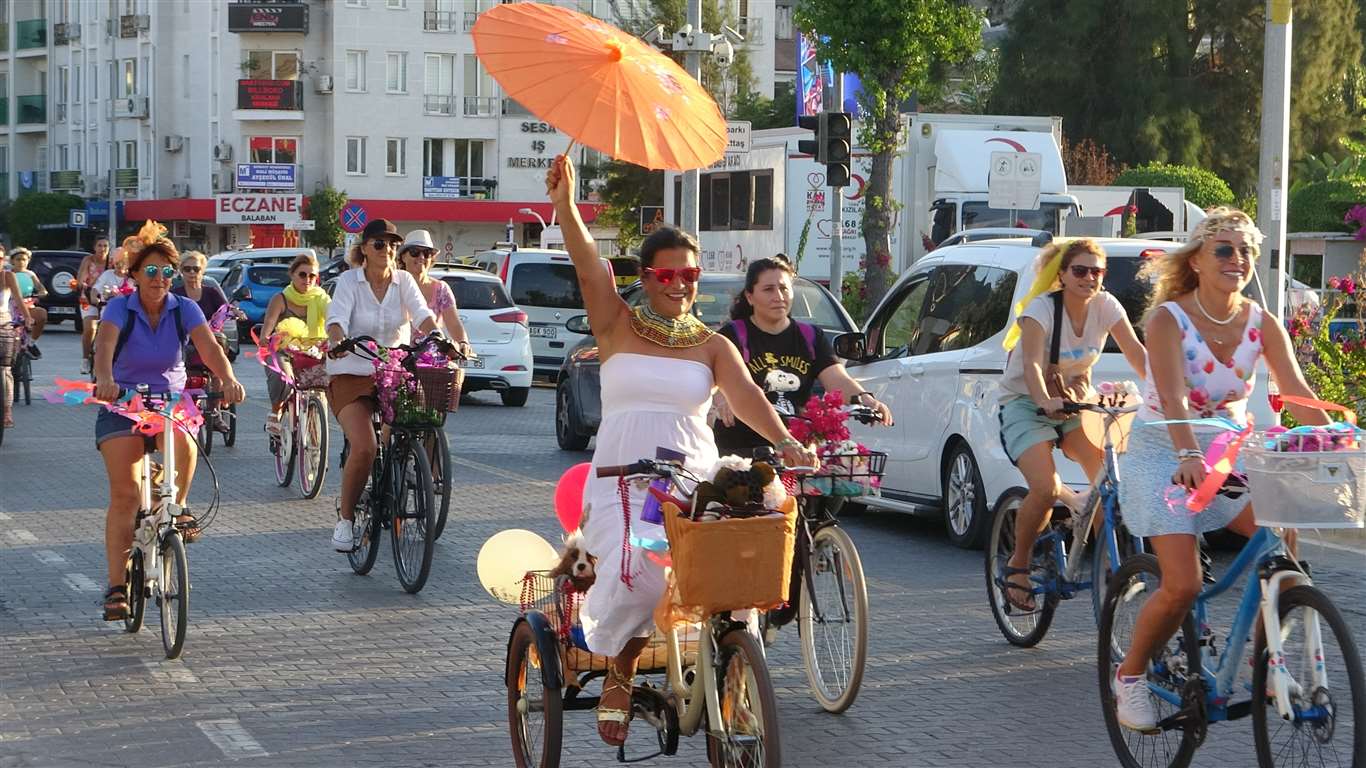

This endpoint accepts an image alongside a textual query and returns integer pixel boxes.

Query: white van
[474,247,594,378]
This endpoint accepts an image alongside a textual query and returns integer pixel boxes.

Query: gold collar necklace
[629,305,712,349]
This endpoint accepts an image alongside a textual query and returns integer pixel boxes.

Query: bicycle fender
[507,614,565,690]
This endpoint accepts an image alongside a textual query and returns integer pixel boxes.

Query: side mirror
[231,286,251,302]
[832,331,866,362]
[565,314,591,334]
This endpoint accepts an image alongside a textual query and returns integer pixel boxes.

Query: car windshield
[610,258,640,278]
[627,276,847,331]
[441,276,513,310]
[961,202,1069,234]
[1100,256,1154,351]
[510,262,583,309]
[248,266,291,287]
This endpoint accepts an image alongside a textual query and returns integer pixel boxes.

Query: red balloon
[555,463,592,532]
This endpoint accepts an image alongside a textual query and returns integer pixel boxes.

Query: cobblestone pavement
[2,330,1363,768]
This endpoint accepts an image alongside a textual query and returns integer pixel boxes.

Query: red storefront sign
[237,79,303,111]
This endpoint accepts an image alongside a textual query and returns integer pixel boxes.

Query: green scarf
[282,283,330,339]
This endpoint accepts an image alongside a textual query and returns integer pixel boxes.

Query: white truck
[663,112,1080,280]
[1068,185,1205,239]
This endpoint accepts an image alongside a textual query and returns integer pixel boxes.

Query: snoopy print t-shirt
[1000,291,1127,402]
[712,317,837,456]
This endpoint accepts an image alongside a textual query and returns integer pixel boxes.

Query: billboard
[795,35,864,119]
[227,3,309,33]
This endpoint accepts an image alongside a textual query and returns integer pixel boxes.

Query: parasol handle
[550,137,578,227]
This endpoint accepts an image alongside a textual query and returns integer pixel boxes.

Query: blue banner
[422,176,463,200]
[236,163,296,190]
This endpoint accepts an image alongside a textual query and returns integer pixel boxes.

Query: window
[87,63,97,101]
[441,276,513,311]
[387,0,406,6]
[181,55,190,99]
[775,4,795,40]
[509,263,583,309]
[386,138,406,175]
[1292,254,1324,290]
[346,137,367,174]
[345,50,367,92]
[424,53,457,113]
[1100,256,1154,349]
[249,136,298,164]
[422,138,444,175]
[73,64,81,101]
[57,144,69,171]
[57,66,70,103]
[941,266,1018,351]
[121,59,136,97]
[245,51,300,80]
[462,54,497,115]
[385,52,407,93]
[960,201,1070,235]
[908,265,1011,355]
[871,278,929,359]
[345,0,366,6]
[674,170,775,231]
[452,138,484,178]
[121,140,137,169]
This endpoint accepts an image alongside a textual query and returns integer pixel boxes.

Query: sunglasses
[404,249,436,259]
[143,265,176,279]
[181,266,201,274]
[1067,265,1106,279]
[295,271,318,281]
[644,266,702,284]
[370,238,398,250]
[1213,243,1256,262]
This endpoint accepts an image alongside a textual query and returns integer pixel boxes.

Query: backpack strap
[112,298,188,364]
[795,320,817,359]
[729,319,751,362]
[1049,290,1063,366]
[730,318,817,362]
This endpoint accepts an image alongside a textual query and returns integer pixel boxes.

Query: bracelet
[775,437,801,450]
[848,391,873,405]
[1176,448,1205,462]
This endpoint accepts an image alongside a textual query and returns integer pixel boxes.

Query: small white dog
[550,530,597,592]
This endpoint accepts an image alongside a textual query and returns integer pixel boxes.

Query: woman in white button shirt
[324,218,440,552]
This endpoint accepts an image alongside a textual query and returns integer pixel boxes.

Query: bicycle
[10,320,33,406]
[185,367,236,456]
[116,385,224,659]
[759,404,886,713]
[507,455,808,768]
[1097,426,1365,768]
[334,332,463,594]
[266,346,330,499]
[985,395,1146,647]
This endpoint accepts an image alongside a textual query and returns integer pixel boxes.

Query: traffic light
[796,112,852,188]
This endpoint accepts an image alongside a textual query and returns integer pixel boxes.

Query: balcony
[736,17,763,46]
[17,19,47,49]
[423,94,457,116]
[234,79,305,120]
[120,14,149,38]
[54,21,80,45]
[464,11,479,31]
[16,96,46,124]
[0,98,8,125]
[423,10,457,32]
[50,170,81,191]
[114,168,138,190]
[463,96,498,118]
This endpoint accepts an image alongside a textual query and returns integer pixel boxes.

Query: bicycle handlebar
[1036,401,1141,417]
[786,403,885,426]
[331,331,466,361]
[596,455,818,480]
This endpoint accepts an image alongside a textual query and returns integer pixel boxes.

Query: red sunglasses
[644,266,702,285]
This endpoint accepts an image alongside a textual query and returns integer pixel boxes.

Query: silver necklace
[1193,293,1239,326]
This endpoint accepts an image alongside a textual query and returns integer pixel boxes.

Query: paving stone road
[1,329,1362,767]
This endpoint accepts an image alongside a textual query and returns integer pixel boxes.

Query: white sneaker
[332,520,353,552]
[1114,668,1158,732]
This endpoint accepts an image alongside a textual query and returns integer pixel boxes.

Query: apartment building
[15,0,782,255]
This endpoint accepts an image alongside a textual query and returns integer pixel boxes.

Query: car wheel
[942,442,990,549]
[501,387,529,407]
[556,385,589,451]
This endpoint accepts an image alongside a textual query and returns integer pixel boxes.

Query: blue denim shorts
[997,396,1084,464]
[95,408,144,448]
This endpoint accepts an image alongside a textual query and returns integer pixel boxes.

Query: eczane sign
[215,194,303,225]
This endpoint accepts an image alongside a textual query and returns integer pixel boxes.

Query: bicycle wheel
[984,492,1059,647]
[297,393,329,500]
[1252,584,1364,768]
[506,619,563,768]
[14,352,31,405]
[798,524,868,713]
[391,439,436,594]
[197,404,214,457]
[348,469,382,575]
[1097,553,1200,768]
[224,403,237,447]
[1091,521,1138,628]
[159,532,189,659]
[428,429,453,540]
[0,368,7,447]
[708,627,781,768]
[124,550,146,633]
[273,400,296,487]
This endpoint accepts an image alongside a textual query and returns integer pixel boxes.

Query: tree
[305,186,348,252]
[581,159,664,254]
[9,192,84,249]
[796,0,982,307]
[733,80,798,130]
[1062,137,1128,186]
[990,0,1364,198]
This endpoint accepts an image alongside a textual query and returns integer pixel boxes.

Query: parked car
[27,250,91,328]
[221,263,291,339]
[473,247,592,378]
[840,233,1274,548]
[428,266,534,406]
[555,272,858,450]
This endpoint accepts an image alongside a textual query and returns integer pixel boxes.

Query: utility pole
[829,74,843,297]
[1256,0,1292,320]
[679,0,703,236]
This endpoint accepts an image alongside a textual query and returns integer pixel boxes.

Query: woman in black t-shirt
[712,257,893,457]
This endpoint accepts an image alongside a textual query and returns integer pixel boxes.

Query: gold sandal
[597,663,634,747]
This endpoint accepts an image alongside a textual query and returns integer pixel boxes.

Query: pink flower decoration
[1329,276,1342,290]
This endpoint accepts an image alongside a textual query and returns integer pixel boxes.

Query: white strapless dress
[579,352,718,656]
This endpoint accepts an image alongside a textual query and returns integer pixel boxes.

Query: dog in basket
[550,529,597,593]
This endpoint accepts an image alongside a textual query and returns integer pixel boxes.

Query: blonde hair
[290,252,319,273]
[181,250,207,268]
[1142,206,1263,313]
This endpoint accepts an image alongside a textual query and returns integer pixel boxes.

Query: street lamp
[518,207,548,229]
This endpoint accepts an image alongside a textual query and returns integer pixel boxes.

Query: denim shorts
[997,395,1084,464]
[95,408,148,448]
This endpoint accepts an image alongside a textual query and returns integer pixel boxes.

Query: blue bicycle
[986,399,1145,647]
[1098,525,1364,768]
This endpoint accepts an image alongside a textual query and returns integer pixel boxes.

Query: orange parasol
[472,3,726,171]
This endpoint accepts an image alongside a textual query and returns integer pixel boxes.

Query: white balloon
[477,529,561,604]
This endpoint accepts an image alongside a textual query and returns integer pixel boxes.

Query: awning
[122,198,603,225]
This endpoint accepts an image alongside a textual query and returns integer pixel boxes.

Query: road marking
[34,550,68,566]
[143,658,199,684]
[450,456,555,487]
[1302,536,1366,555]
[196,719,269,759]
[0,512,12,521]
[6,529,38,544]
[63,573,101,592]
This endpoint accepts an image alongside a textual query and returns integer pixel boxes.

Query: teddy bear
[690,455,787,520]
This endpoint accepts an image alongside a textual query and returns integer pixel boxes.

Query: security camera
[713,38,734,66]
[640,24,667,46]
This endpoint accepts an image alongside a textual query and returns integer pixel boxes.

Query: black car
[555,273,859,450]
[28,250,92,329]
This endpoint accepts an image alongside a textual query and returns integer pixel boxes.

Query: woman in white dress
[547,155,817,748]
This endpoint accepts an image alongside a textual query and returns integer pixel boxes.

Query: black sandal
[999,566,1036,612]
[175,514,202,544]
[102,586,129,621]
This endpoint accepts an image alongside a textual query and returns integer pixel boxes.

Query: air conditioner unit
[212,169,234,193]
[114,96,149,119]
[213,142,233,162]
[162,135,184,153]
[314,75,334,94]
[135,14,151,31]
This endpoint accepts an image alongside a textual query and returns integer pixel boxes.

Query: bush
[1112,163,1235,210]
[1287,178,1366,233]
[8,192,85,249]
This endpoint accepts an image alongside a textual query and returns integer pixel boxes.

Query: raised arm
[547,154,628,337]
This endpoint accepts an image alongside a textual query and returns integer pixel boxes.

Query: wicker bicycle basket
[662,496,798,615]
[1243,434,1366,529]
[388,365,460,427]
[517,571,677,674]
